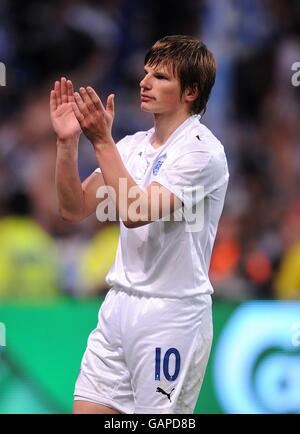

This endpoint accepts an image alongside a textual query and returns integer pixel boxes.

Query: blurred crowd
[0,0,299,300]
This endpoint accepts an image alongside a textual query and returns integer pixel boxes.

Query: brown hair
[144,35,216,115]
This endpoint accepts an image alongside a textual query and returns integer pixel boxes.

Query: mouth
[140,94,154,102]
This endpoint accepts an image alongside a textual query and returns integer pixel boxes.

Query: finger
[61,77,68,104]
[50,89,57,112]
[106,94,115,116]
[86,86,105,111]
[67,80,75,103]
[55,80,62,106]
[79,87,97,112]
[72,102,84,124]
[74,92,89,117]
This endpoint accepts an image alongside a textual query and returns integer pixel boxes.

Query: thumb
[106,94,115,116]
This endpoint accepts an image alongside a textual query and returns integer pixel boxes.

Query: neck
[151,110,192,148]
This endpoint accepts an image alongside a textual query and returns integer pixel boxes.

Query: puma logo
[156,387,175,402]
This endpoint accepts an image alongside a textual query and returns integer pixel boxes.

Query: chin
[141,104,154,113]
[141,104,164,115]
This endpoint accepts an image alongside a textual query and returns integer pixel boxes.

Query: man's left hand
[73,85,115,148]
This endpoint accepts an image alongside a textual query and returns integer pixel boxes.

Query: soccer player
[50,35,229,414]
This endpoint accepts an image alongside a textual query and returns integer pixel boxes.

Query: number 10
[155,347,181,381]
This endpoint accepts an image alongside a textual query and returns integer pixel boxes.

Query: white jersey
[95,115,229,298]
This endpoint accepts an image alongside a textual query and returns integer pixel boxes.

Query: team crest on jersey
[152,153,167,175]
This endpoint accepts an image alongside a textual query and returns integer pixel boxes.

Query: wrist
[56,138,79,161]
[57,136,80,147]
[94,138,115,154]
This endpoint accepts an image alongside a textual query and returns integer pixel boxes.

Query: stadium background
[0,0,300,414]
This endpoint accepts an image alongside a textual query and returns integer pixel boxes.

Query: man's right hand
[50,77,82,142]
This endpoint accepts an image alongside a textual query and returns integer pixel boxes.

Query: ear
[184,84,199,103]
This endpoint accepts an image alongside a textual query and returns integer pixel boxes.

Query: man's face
[140,63,185,114]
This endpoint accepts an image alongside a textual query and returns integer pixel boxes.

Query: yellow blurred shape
[275,241,300,299]
[79,224,119,295]
[0,217,59,298]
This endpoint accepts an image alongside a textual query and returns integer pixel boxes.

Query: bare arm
[72,86,182,227]
[55,139,106,221]
[93,143,181,227]
[51,77,106,222]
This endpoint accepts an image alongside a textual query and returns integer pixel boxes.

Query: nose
[140,73,151,90]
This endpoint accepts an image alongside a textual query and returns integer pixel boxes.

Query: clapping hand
[50,77,81,141]
[72,86,115,149]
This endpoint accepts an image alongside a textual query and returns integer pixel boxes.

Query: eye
[155,74,166,80]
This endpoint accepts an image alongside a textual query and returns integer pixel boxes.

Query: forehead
[145,61,178,77]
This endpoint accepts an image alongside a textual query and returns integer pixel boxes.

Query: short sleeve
[155,150,229,208]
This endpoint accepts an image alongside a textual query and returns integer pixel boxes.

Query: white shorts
[74,287,213,414]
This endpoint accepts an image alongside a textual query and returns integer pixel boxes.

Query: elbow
[122,211,152,229]
[122,219,136,229]
[122,219,150,229]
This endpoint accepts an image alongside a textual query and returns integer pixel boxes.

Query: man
[50,35,229,414]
